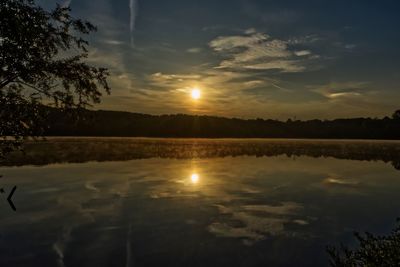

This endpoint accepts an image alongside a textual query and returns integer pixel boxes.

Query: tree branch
[13,80,87,108]
[0,74,19,89]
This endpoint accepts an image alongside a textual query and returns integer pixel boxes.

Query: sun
[191,88,201,100]
[191,173,199,184]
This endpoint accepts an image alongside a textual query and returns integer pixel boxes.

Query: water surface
[1,138,400,266]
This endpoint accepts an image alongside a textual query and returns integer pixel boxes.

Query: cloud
[208,202,306,245]
[209,31,317,72]
[86,48,125,71]
[243,60,305,72]
[129,0,139,46]
[294,50,312,56]
[345,44,357,49]
[328,92,361,98]
[186,47,202,53]
[313,81,369,99]
[210,32,270,52]
[148,70,280,94]
[103,39,124,45]
[243,80,265,88]
[62,0,71,8]
[288,35,322,45]
[151,72,201,82]
[137,69,302,118]
[323,176,360,186]
[244,28,257,35]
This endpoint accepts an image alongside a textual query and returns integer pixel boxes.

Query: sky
[39,0,400,120]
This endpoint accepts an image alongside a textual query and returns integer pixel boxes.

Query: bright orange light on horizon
[191,88,201,100]
[191,173,199,183]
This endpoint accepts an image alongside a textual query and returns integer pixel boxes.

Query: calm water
[1,138,400,266]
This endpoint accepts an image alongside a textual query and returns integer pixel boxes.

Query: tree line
[43,108,400,139]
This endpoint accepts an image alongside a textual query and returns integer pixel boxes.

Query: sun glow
[190,173,199,184]
[191,88,201,100]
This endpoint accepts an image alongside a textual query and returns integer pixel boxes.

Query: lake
[1,138,400,266]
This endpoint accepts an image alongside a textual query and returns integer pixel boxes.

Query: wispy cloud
[243,60,305,72]
[345,44,357,49]
[288,34,322,45]
[209,30,317,72]
[186,47,202,53]
[313,81,369,100]
[62,0,71,8]
[294,50,312,56]
[244,28,257,35]
[129,0,138,47]
[103,39,124,45]
[209,202,305,245]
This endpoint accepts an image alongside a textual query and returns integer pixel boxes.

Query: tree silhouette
[393,110,400,120]
[327,219,400,266]
[0,0,110,158]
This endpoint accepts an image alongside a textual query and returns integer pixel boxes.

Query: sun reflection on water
[190,173,199,184]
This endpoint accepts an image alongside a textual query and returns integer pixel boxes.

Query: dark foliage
[0,0,110,158]
[393,110,400,120]
[327,219,400,267]
[0,88,45,158]
[42,108,400,140]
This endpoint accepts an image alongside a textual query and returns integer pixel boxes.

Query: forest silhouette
[44,108,400,139]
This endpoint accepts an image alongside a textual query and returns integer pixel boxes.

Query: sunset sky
[39,0,400,120]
